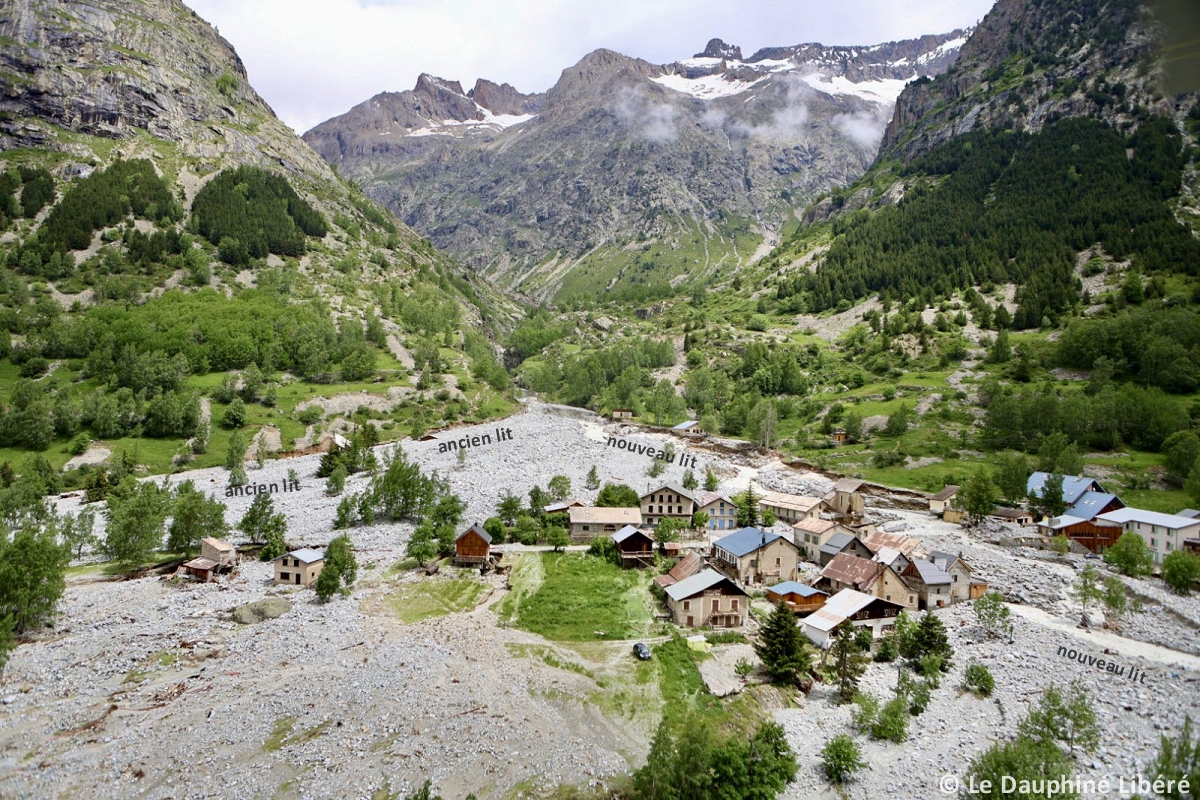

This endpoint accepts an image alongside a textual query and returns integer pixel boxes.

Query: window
[711,599,719,612]
[683,600,690,610]
[280,571,290,581]
[732,599,739,611]
[583,525,590,531]
[775,558,781,566]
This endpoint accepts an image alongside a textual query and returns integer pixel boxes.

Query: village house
[818,531,875,566]
[801,589,905,647]
[696,491,738,532]
[860,530,921,560]
[1096,507,1200,565]
[1037,490,1126,552]
[274,548,324,587]
[992,507,1035,526]
[654,552,703,588]
[1027,472,1106,507]
[569,506,643,541]
[671,420,706,437]
[711,527,802,585]
[927,485,960,516]
[640,483,696,527]
[823,478,866,522]
[766,581,828,616]
[871,545,912,575]
[758,490,823,525]
[793,518,854,563]
[611,408,634,420]
[664,568,749,628]
[455,523,491,565]
[815,553,918,610]
[612,525,655,568]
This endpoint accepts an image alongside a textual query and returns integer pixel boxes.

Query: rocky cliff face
[880,0,1168,162]
[304,30,967,301]
[0,0,339,179]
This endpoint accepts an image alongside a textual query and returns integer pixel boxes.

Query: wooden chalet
[1037,490,1126,552]
[766,581,828,616]
[831,427,850,445]
[455,523,492,565]
[612,525,655,568]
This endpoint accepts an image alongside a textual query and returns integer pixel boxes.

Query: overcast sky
[186,0,996,135]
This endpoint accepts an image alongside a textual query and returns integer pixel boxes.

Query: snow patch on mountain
[800,73,914,104]
[651,72,765,100]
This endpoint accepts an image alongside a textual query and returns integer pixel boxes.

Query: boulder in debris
[232,597,292,624]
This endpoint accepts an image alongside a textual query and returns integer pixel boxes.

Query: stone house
[696,491,738,532]
[568,506,643,541]
[640,482,696,527]
[793,518,853,563]
[758,490,822,525]
[664,568,749,628]
[711,527,802,586]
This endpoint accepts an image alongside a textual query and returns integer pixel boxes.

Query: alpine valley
[4,0,1200,799]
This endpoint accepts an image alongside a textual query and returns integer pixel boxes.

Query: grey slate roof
[664,568,745,601]
[641,482,697,502]
[768,581,826,598]
[1067,492,1121,521]
[819,531,856,557]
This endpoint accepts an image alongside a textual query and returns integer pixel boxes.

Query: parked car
[632,642,651,661]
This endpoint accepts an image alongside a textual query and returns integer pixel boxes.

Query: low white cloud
[614,87,679,143]
[831,106,893,150]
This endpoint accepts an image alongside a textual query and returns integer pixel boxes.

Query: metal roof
[803,589,880,633]
[664,568,745,602]
[283,548,324,564]
[928,485,960,502]
[795,518,839,535]
[767,581,826,598]
[1067,492,1121,521]
[654,552,702,587]
[1098,507,1200,530]
[830,478,864,494]
[758,490,822,513]
[569,506,643,525]
[819,554,883,589]
[714,527,782,558]
[183,557,218,570]
[672,420,700,430]
[861,530,920,556]
[1026,472,1102,505]
[611,525,648,544]
[909,558,951,586]
[695,491,736,508]
[1039,514,1091,531]
[457,523,491,544]
[201,537,234,551]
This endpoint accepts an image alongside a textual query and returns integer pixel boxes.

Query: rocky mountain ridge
[303,30,968,302]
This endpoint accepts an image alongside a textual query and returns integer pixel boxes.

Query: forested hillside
[0,0,519,503]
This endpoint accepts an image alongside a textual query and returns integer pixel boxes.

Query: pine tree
[168,481,228,555]
[737,486,761,528]
[754,601,809,685]
[831,623,869,703]
[704,467,719,491]
[585,465,600,491]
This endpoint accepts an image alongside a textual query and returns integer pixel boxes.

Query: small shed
[831,428,849,445]
[180,557,219,582]
[991,507,1034,526]
[611,409,634,420]
[612,525,654,568]
[766,581,828,616]
[455,523,492,565]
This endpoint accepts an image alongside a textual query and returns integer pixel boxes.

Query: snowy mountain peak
[695,38,743,61]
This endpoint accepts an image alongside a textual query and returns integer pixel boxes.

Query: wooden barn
[612,525,654,568]
[455,523,492,565]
